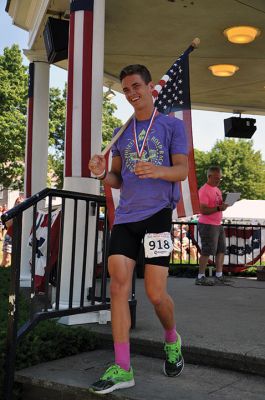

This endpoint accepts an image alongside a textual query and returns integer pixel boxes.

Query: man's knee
[110,278,130,298]
[146,287,166,306]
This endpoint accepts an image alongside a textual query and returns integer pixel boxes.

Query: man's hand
[219,203,229,211]
[88,155,106,176]
[134,161,161,179]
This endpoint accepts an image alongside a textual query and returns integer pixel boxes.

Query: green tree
[0,45,28,189]
[194,148,210,189]
[195,139,265,199]
[48,86,67,188]
[48,91,122,188]
[49,86,67,155]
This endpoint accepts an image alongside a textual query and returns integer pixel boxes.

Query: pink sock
[165,327,177,343]
[114,342,130,371]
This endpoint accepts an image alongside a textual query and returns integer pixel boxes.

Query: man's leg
[196,224,215,286]
[214,226,231,284]
[215,252,224,274]
[195,254,214,285]
[144,264,175,329]
[144,264,184,377]
[214,252,231,284]
[198,254,209,275]
[108,255,135,344]
[89,254,135,394]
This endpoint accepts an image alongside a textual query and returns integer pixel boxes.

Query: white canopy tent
[223,200,265,224]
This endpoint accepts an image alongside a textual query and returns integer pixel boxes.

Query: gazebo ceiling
[6,0,265,115]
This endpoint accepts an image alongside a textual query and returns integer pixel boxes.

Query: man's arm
[134,153,188,182]
[103,155,122,189]
[200,203,228,215]
[88,154,122,189]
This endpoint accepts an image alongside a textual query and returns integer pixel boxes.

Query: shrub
[0,267,98,398]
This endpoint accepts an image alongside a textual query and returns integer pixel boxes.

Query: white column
[58,0,107,324]
[30,62,50,194]
[21,56,50,287]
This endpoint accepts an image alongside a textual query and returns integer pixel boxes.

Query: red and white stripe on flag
[172,110,200,219]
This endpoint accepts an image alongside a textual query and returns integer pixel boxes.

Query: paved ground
[15,276,265,399]
[84,276,265,374]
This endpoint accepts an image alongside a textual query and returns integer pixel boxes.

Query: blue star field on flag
[153,47,192,114]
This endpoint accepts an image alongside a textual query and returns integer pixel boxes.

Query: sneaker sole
[195,281,214,286]
[214,281,233,286]
[89,379,135,395]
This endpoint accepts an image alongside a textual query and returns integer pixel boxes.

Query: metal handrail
[2,188,137,400]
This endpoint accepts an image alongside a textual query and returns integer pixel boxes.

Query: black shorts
[109,208,172,267]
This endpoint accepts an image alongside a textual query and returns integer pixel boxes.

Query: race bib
[144,232,173,258]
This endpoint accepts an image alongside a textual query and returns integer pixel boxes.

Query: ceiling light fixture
[223,26,261,44]
[208,64,239,77]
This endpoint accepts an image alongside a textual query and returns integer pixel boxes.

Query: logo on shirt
[124,129,165,172]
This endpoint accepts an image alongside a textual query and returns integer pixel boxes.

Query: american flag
[104,44,200,227]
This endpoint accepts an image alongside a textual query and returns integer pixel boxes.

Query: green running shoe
[163,334,184,377]
[89,364,135,394]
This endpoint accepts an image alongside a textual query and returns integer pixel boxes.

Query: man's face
[208,171,222,187]
[121,74,154,112]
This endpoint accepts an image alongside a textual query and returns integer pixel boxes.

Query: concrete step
[85,328,265,378]
[16,348,265,400]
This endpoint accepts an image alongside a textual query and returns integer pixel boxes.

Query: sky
[1,1,264,160]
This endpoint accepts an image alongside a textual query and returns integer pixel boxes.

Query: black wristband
[217,206,220,211]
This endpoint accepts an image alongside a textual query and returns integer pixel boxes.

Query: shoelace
[101,365,120,380]
[164,342,181,363]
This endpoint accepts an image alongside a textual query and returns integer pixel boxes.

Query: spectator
[181,227,197,261]
[172,228,184,261]
[1,204,8,238]
[173,226,197,262]
[195,166,230,286]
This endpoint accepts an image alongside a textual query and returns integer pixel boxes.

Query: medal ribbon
[133,108,157,159]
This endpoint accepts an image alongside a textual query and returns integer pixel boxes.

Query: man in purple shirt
[88,64,188,394]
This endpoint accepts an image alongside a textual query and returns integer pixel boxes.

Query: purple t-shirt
[111,113,188,224]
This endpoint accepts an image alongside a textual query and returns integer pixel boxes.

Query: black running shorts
[109,208,172,267]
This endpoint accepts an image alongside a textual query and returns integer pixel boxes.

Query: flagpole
[101,114,134,156]
[101,37,200,157]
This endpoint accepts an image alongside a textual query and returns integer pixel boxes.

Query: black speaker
[224,117,256,139]
[43,17,69,64]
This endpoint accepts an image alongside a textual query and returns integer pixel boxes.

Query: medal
[133,108,157,159]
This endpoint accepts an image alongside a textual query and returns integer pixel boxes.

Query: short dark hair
[207,166,222,177]
[119,64,152,84]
